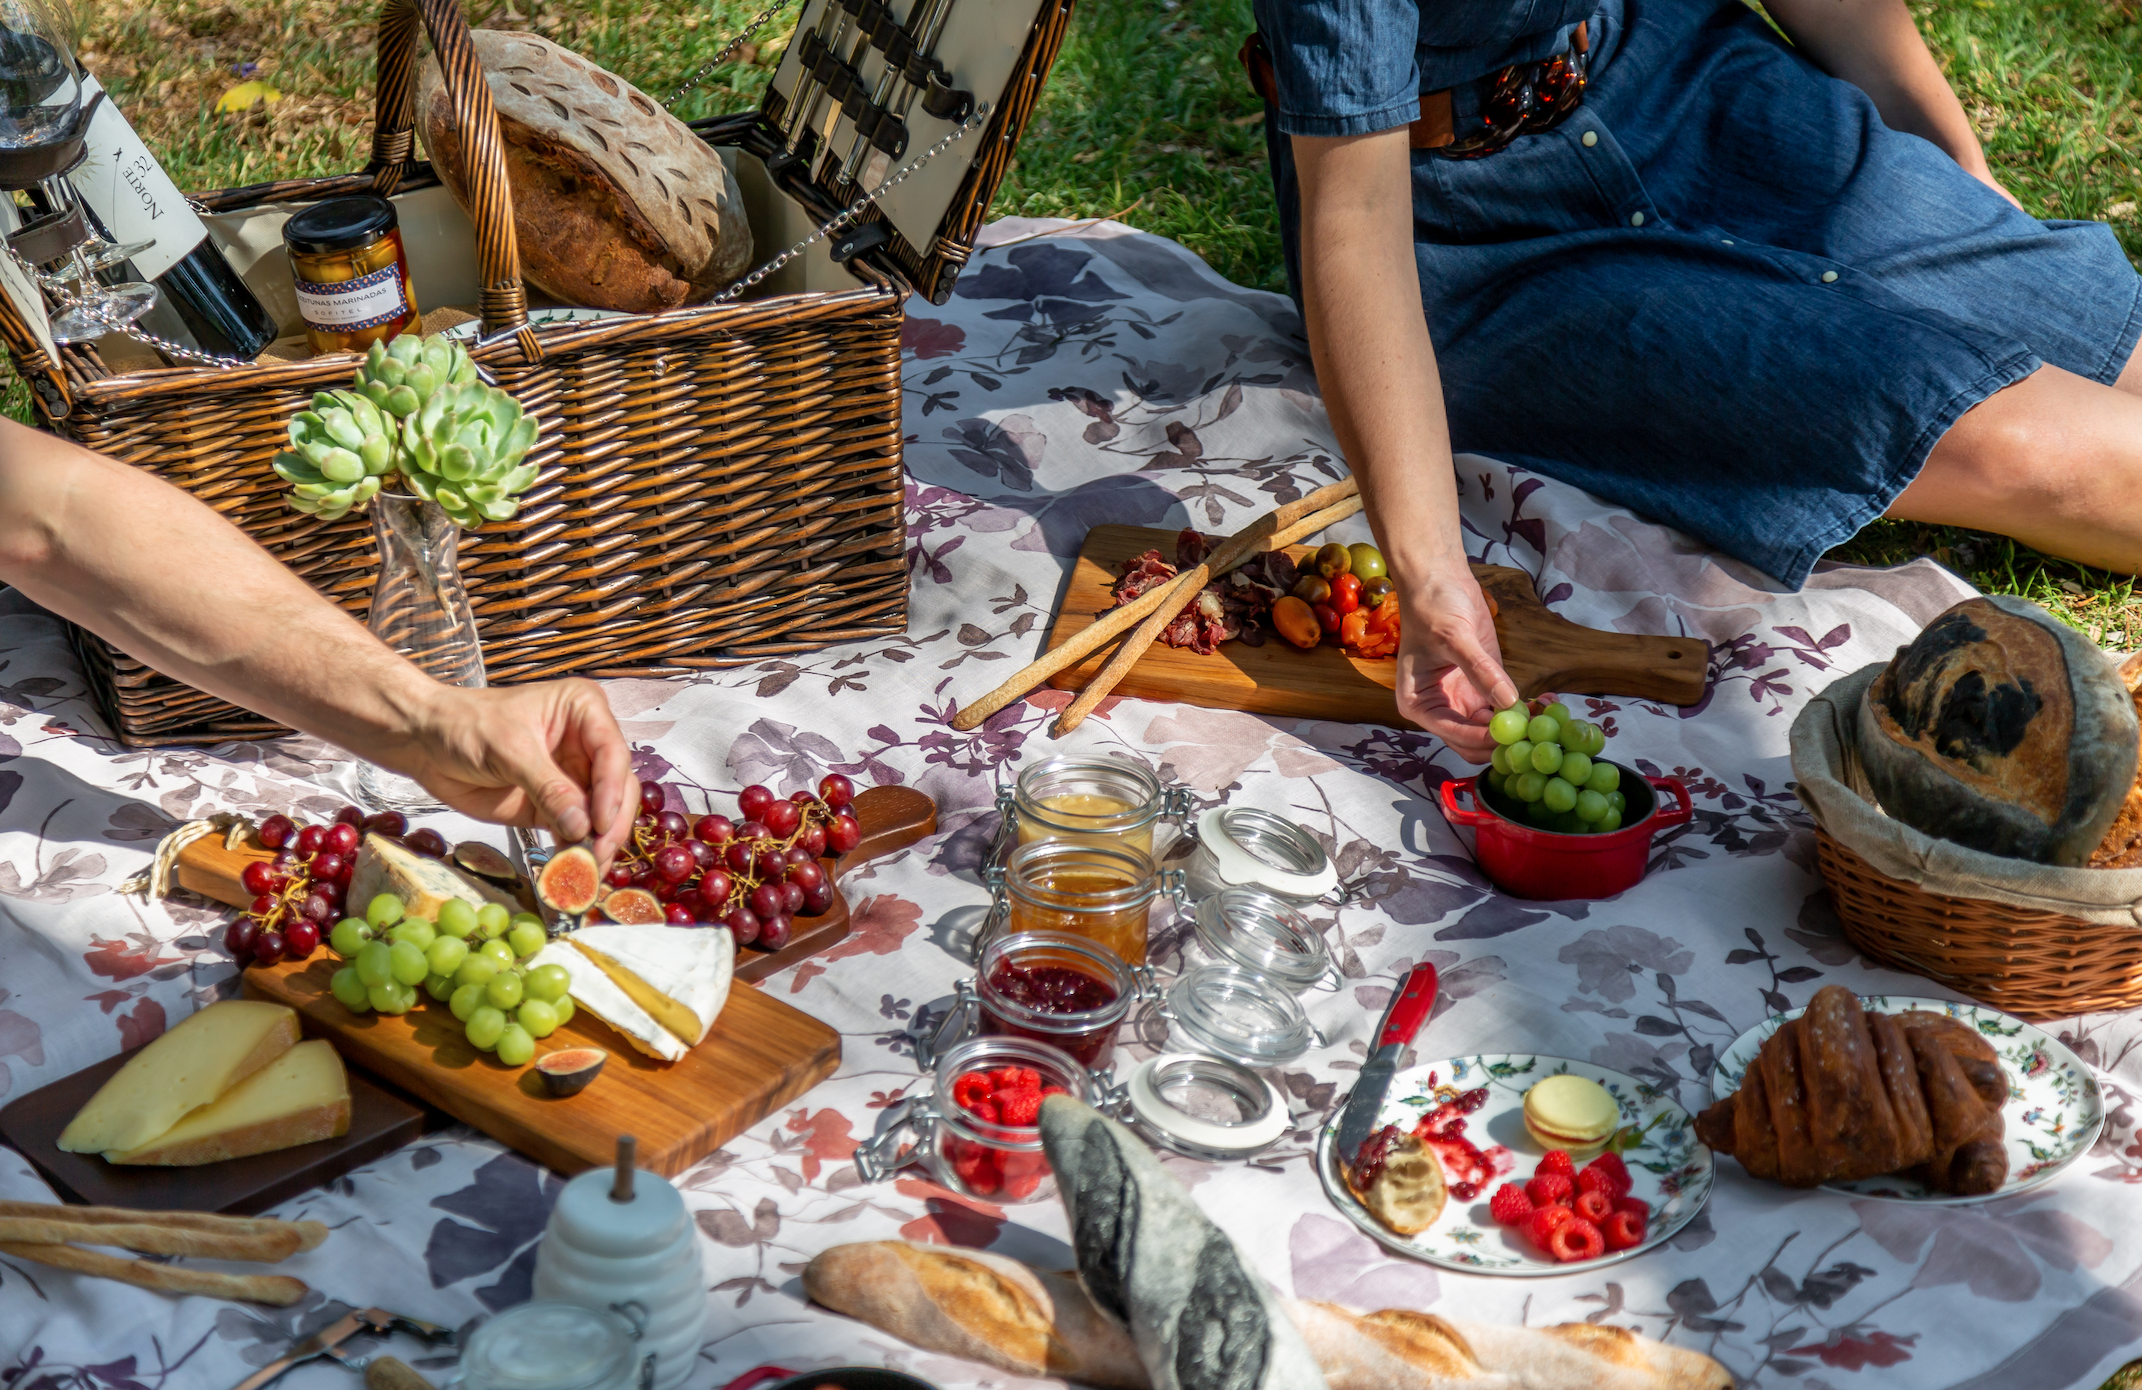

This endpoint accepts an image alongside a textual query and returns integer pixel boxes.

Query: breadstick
[0,1216,307,1263]
[0,1241,307,1305]
[950,478,1360,731]
[1052,494,1365,735]
[0,1201,328,1252]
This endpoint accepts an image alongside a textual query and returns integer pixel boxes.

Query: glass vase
[356,493,486,812]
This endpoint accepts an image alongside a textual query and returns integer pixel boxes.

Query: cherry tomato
[1330,572,1361,615]
[1313,602,1340,633]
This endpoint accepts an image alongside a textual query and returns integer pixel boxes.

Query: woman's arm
[1291,127,1518,761]
[1763,0,2015,204]
[0,417,637,864]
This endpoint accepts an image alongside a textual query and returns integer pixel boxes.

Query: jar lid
[1192,889,1333,994]
[1166,964,1315,1067]
[283,194,398,254]
[1127,1052,1288,1159]
[1196,807,1338,901]
[460,1301,637,1390]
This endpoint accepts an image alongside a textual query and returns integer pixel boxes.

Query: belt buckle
[1435,38,1588,161]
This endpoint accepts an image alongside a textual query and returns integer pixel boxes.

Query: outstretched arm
[1763,0,2016,206]
[1291,127,1519,761]
[0,417,637,864]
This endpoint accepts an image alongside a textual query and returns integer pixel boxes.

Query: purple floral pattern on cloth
[3,218,2141,1389]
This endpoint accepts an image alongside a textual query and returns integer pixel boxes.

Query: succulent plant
[271,331,542,528]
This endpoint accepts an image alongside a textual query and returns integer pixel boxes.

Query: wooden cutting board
[1042,525,1710,726]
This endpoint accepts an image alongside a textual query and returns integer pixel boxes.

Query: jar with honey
[997,755,1193,861]
[988,839,1184,965]
[282,194,419,355]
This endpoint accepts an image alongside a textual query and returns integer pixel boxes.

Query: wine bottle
[65,73,275,359]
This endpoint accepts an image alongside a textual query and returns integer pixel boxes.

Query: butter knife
[1332,961,1439,1170]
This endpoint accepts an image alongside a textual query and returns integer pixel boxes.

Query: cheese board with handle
[1041,525,1710,726]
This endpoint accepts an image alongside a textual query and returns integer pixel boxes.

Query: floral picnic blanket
[4,217,2141,1390]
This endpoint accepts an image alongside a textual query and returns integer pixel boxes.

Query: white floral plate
[1710,995,2104,1204]
[1315,1054,1714,1276]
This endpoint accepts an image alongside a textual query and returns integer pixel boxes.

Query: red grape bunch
[227,805,430,969]
[605,776,863,951]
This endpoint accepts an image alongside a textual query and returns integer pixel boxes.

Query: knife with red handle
[1333,961,1439,1168]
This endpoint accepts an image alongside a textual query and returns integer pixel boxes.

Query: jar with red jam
[973,931,1141,1068]
[853,1035,1094,1204]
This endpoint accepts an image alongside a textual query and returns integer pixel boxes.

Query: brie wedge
[529,926,733,1063]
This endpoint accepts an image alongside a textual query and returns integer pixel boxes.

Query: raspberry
[992,1066,1041,1092]
[1489,1183,1534,1227]
[1040,1085,1068,1099]
[1573,1189,1613,1224]
[1585,1151,1632,1196]
[1576,1165,1619,1198]
[998,1090,1043,1126]
[967,1098,1000,1124]
[1524,1172,1574,1209]
[999,1151,1048,1200]
[1524,1204,1574,1250]
[1547,1217,1606,1263]
[1536,1149,1576,1180]
[1602,1209,1647,1252]
[950,1071,993,1110]
[1613,1195,1652,1220]
[949,1138,1000,1196]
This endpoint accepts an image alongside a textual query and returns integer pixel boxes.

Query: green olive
[1314,542,1352,579]
[1348,543,1388,581]
[1360,575,1395,606]
[1291,574,1332,605]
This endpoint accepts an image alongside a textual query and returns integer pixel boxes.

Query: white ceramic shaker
[532,1137,707,1390]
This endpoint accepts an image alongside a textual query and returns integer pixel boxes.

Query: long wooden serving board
[1042,525,1710,726]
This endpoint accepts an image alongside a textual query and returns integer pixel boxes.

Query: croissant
[1696,986,2008,1195]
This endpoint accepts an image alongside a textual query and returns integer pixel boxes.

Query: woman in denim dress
[1253,0,2142,758]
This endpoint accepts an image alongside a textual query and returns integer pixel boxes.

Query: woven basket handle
[369,0,541,360]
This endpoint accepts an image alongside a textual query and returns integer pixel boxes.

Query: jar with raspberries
[854,1036,1095,1203]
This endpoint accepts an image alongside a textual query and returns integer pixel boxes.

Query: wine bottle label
[68,75,209,281]
[293,264,412,332]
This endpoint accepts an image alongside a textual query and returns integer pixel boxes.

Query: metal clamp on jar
[854,1035,1098,1203]
[985,755,1197,871]
[1183,806,1341,907]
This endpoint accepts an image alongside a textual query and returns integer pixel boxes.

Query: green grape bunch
[271,332,543,529]
[1484,697,1629,835]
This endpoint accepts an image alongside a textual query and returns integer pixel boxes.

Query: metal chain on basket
[1,240,257,369]
[665,0,798,110]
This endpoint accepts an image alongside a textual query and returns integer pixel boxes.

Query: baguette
[0,1216,308,1263]
[0,1241,307,1305]
[0,1201,328,1252]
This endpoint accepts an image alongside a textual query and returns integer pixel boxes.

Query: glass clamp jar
[1095,1051,1291,1161]
[855,1035,1097,1204]
[984,839,1186,965]
[282,193,419,356]
[457,1301,644,1390]
[987,755,1196,871]
[1184,806,1340,907]
[921,931,1153,1072]
[1156,964,1318,1071]
[1190,888,1342,996]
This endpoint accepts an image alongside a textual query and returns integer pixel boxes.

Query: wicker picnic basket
[1794,664,2142,1020]
[0,0,1072,746]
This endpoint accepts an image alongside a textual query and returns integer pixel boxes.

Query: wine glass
[0,0,157,341]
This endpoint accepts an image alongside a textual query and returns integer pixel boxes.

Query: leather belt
[1240,22,1589,157]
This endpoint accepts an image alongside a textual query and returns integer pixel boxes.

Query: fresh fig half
[536,1047,606,1097]
[536,843,601,915]
[453,840,519,883]
[600,887,665,925]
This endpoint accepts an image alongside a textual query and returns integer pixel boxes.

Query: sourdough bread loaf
[417,30,752,313]
[2090,651,2142,867]
[1856,595,2137,865]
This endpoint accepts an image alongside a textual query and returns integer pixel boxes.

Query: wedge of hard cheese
[348,833,519,922]
[108,1040,351,1165]
[529,926,732,1063]
[58,1000,300,1156]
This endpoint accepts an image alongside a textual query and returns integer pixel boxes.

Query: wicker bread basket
[1794,663,2142,1020]
[0,0,1072,745]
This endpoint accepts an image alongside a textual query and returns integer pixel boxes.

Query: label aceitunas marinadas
[67,75,208,282]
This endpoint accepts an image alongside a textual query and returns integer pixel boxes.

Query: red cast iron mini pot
[1438,761,1691,900]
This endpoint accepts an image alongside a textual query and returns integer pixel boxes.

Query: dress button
[1721,238,1734,245]
[1629,211,1645,227]
[1821,270,1839,283]
[1581,130,1598,147]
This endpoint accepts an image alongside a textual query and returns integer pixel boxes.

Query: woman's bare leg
[1887,363,2142,574]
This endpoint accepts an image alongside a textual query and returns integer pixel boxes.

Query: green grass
[43,0,2142,627]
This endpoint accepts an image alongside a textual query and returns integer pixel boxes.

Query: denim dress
[1254,0,2142,585]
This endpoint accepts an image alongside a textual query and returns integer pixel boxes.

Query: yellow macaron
[1522,1074,1621,1158]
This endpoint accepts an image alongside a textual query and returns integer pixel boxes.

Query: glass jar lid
[1126,1052,1289,1159]
[1165,964,1314,1068]
[1194,807,1338,902]
[283,194,398,255]
[459,1301,638,1390]
[1192,889,1333,994]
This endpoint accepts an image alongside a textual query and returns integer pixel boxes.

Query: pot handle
[1647,776,1693,829]
[1438,776,1494,827]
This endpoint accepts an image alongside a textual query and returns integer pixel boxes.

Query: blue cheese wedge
[349,834,519,921]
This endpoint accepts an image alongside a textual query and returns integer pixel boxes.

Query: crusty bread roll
[417,30,752,313]
[1285,1301,1509,1389]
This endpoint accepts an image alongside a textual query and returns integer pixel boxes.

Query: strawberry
[1489,1183,1534,1227]
[1585,1151,1632,1196]
[1524,1172,1574,1209]
[1524,1203,1574,1250]
[1613,1195,1652,1220]
[1547,1217,1606,1263]
[998,1089,1043,1126]
[1601,1208,1647,1252]
[1573,1188,1613,1224]
[1536,1149,1577,1180]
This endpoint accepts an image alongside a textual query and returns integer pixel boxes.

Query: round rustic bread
[1857,595,2138,865]
[417,30,752,314]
